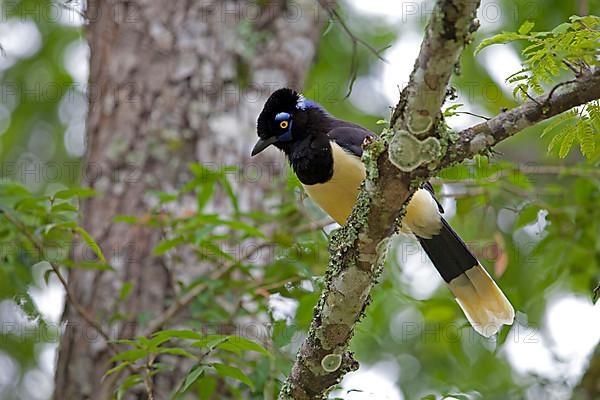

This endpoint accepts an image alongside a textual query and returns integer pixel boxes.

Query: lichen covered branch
[438,68,600,168]
[390,0,480,136]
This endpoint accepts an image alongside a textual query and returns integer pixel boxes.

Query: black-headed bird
[252,88,514,337]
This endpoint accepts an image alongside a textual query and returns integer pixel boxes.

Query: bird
[251,88,514,337]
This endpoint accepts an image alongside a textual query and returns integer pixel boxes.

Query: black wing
[328,120,444,213]
[423,181,444,213]
[327,122,375,158]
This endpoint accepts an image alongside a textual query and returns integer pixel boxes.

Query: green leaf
[113,215,139,224]
[192,335,229,349]
[212,363,254,391]
[177,365,205,395]
[559,127,576,158]
[197,183,216,211]
[103,362,131,378]
[197,375,217,399]
[155,191,179,203]
[0,181,30,197]
[221,177,240,214]
[223,336,272,358]
[43,269,55,285]
[110,348,147,363]
[53,187,96,200]
[577,121,595,158]
[475,32,527,55]
[515,204,541,229]
[219,219,266,238]
[542,111,575,138]
[443,103,463,117]
[156,347,196,359]
[153,236,185,256]
[15,196,48,212]
[73,226,107,264]
[153,329,205,341]
[63,260,114,271]
[518,20,535,35]
[119,282,133,301]
[215,342,242,356]
[51,202,79,213]
[552,22,571,34]
[117,374,142,400]
[42,221,78,235]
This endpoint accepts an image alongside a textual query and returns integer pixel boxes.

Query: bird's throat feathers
[268,99,334,185]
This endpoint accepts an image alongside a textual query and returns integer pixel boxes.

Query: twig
[141,221,327,337]
[250,276,305,294]
[59,0,87,21]
[563,59,581,76]
[544,79,576,109]
[454,111,491,120]
[316,0,388,97]
[143,354,157,400]
[519,86,543,106]
[141,255,245,336]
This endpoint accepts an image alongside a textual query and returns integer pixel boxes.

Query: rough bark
[53,1,328,399]
[278,0,600,397]
[390,0,479,137]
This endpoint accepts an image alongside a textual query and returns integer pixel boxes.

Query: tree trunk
[53,1,327,398]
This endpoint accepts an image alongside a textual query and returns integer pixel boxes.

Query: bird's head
[252,88,321,156]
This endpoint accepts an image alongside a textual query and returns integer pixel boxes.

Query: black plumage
[253,88,514,336]
[256,88,373,185]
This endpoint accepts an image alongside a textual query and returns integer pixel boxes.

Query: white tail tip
[448,264,515,337]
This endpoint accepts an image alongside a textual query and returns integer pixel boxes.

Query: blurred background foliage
[0,0,599,399]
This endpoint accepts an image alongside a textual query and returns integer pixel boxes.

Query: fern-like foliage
[541,101,600,159]
[476,15,600,96]
[476,16,600,159]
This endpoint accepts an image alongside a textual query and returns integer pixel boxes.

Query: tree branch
[316,0,389,97]
[437,68,600,168]
[279,0,600,397]
[390,0,479,135]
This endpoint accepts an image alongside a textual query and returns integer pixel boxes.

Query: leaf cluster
[476,16,600,96]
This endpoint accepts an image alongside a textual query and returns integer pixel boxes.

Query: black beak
[251,136,279,156]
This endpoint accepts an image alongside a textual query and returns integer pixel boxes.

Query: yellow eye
[279,120,289,129]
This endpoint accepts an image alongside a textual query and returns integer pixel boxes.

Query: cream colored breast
[302,142,366,224]
[301,142,442,234]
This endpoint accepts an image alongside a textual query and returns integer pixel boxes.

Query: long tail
[418,218,515,337]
